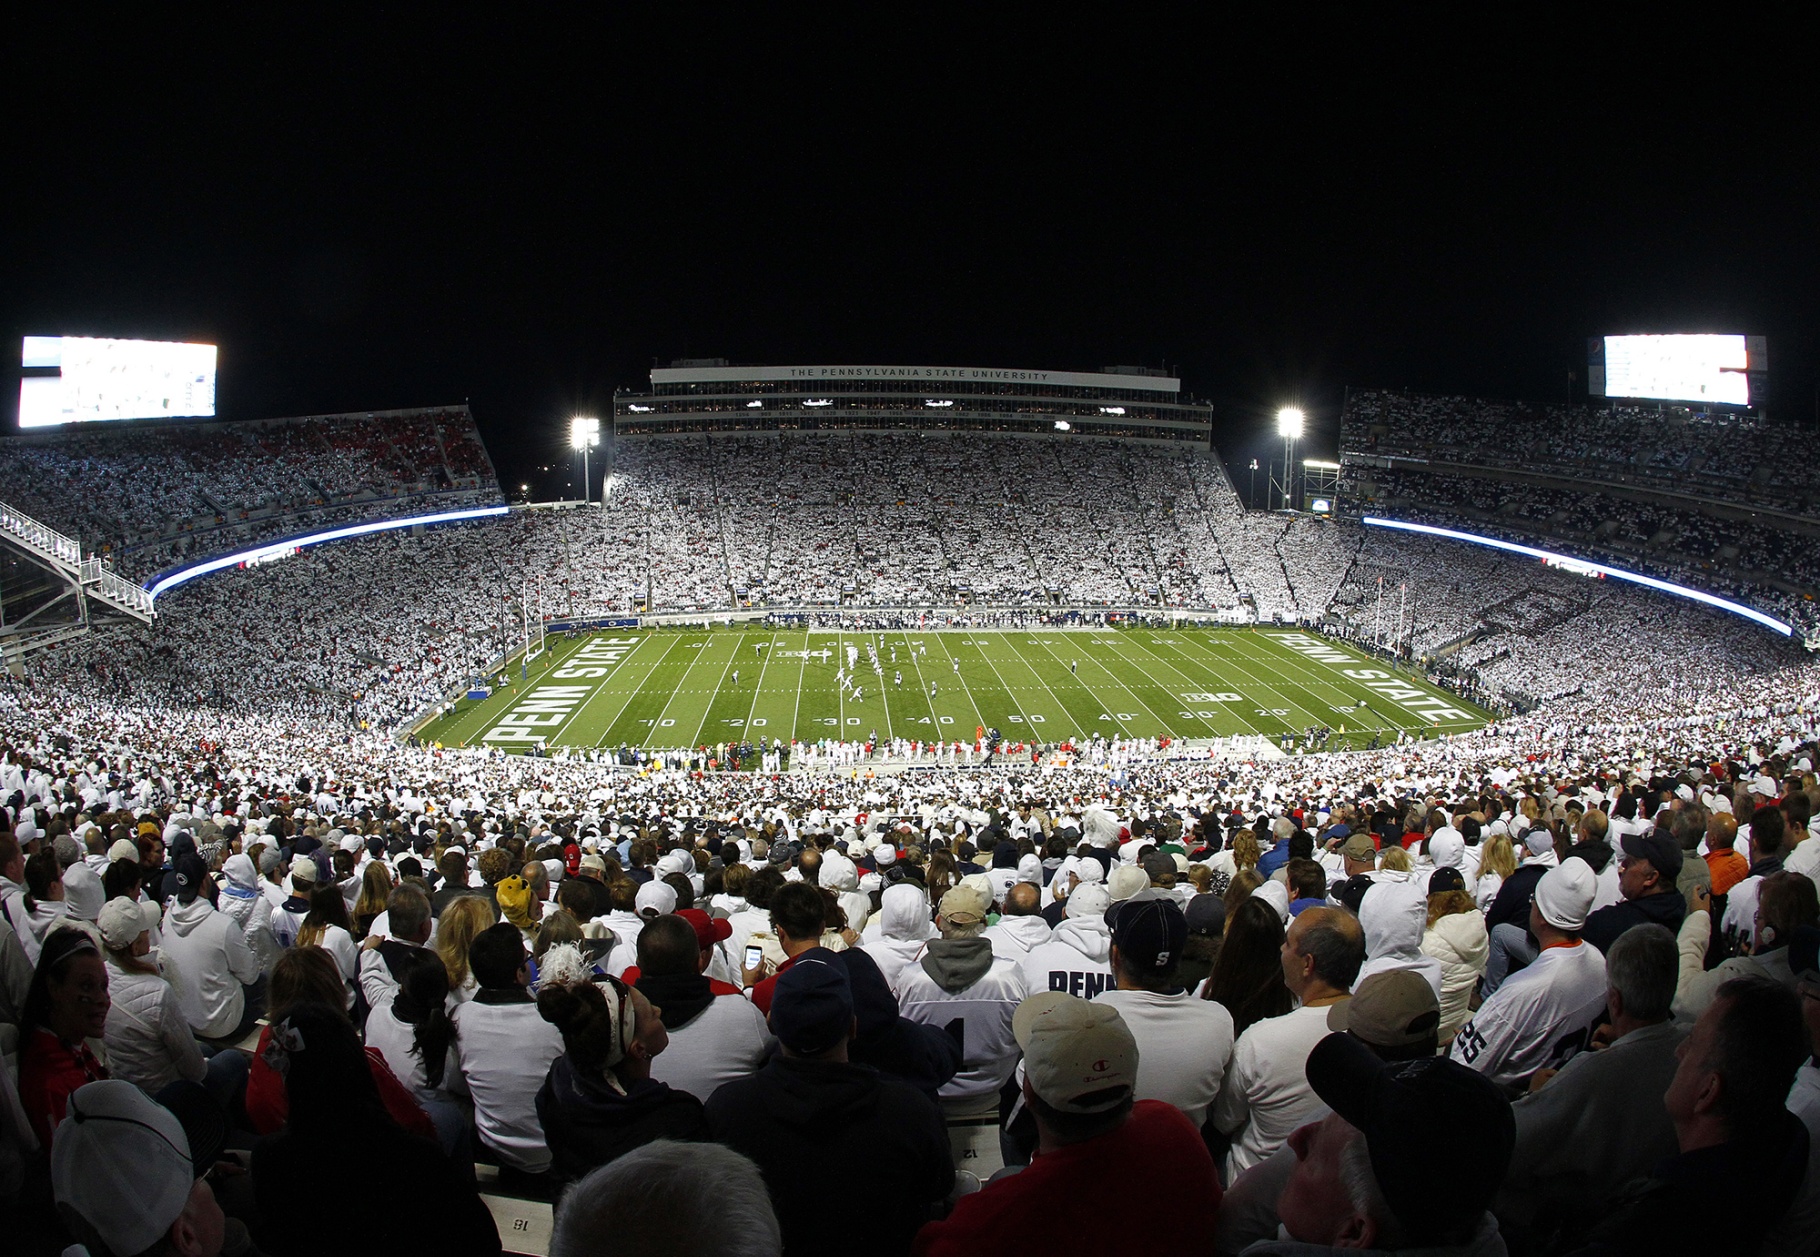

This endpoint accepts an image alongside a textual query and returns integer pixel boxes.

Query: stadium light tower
[570,416,601,504]
[1276,407,1305,510]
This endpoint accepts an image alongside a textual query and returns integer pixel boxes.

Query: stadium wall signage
[648,364,1182,393]
[1266,633,1479,725]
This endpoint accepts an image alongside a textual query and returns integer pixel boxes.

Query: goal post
[523,580,546,665]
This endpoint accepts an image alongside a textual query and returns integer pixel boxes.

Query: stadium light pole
[570,417,601,505]
[1248,459,1259,509]
[1276,408,1305,510]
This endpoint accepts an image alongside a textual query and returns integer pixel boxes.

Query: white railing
[93,567,155,618]
[0,500,154,620]
[0,501,81,566]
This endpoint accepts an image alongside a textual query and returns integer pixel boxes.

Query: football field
[412,625,1491,755]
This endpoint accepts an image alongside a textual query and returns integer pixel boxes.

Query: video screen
[19,336,217,428]
[1602,334,1749,406]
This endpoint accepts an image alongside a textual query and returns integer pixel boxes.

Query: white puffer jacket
[103,957,207,1095]
[1421,908,1490,1044]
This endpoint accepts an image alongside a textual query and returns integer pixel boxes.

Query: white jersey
[1450,940,1608,1088]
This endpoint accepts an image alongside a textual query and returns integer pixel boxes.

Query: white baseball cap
[52,1080,195,1256]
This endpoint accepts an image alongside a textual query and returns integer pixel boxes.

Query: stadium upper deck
[613,361,1215,444]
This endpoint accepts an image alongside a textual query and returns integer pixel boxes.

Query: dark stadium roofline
[1361,516,1794,637]
[644,363,1183,394]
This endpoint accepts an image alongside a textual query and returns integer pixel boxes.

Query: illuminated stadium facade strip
[614,361,1215,445]
[146,505,510,599]
[1361,516,1795,637]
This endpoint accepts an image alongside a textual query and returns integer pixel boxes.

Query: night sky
[7,12,1816,498]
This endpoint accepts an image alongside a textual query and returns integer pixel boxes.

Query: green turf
[411,626,1491,755]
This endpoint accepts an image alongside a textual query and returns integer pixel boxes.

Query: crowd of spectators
[4,647,1820,1254]
[0,408,501,581]
[1343,388,1819,517]
[1339,391,1820,636]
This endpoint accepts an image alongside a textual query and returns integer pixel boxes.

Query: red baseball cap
[676,909,732,951]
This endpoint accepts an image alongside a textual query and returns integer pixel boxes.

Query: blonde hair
[436,896,496,991]
[1479,834,1518,882]
[1231,830,1261,871]
[1426,889,1479,927]
[1378,845,1411,873]
[354,860,394,921]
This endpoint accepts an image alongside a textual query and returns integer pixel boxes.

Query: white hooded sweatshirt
[1354,878,1445,1001]
[860,884,936,992]
[160,897,262,1039]
[1019,913,1115,1000]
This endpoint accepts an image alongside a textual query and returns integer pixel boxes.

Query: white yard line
[591,633,693,747]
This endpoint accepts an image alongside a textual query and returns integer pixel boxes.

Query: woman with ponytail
[533,944,707,1180]
[363,945,472,1161]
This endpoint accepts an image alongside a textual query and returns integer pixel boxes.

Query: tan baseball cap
[1013,992,1138,1114]
[938,885,989,926]
[1328,969,1440,1048]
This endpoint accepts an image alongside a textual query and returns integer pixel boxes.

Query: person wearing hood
[985,882,1053,963]
[97,895,247,1108]
[1581,831,1687,954]
[60,861,106,933]
[861,882,938,992]
[1022,881,1117,1000]
[1354,878,1445,1001]
[820,849,872,934]
[896,885,1029,1112]
[1420,869,1489,1046]
[216,851,272,952]
[707,952,952,1257]
[158,853,263,1045]
[535,947,707,1182]
[632,914,768,1104]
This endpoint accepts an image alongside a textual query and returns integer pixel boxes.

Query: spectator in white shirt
[361,943,471,1160]
[97,896,246,1109]
[158,854,263,1045]
[1212,906,1364,1179]
[358,883,434,1013]
[896,885,1028,1113]
[1097,893,1234,1128]
[630,913,768,1104]
[1353,878,1445,1001]
[1450,858,1608,1092]
[449,921,566,1181]
[984,882,1052,962]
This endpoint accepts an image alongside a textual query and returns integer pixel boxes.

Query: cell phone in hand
[744,944,764,971]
